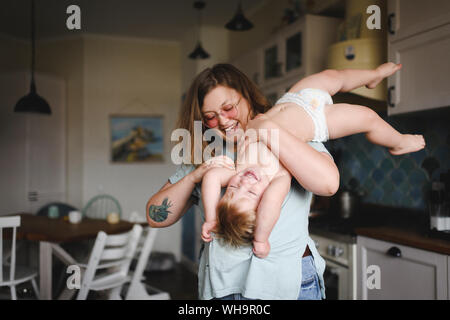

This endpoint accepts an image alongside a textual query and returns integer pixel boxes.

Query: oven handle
[387,246,402,258]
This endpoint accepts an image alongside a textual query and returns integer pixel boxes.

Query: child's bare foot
[366,63,402,89]
[389,134,425,155]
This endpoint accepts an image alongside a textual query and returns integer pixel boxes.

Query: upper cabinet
[387,0,450,115]
[387,0,450,43]
[258,14,342,102]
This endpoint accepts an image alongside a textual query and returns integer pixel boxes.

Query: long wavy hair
[176,64,271,165]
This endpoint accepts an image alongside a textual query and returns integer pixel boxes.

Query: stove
[308,215,365,300]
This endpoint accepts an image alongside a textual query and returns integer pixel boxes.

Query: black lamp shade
[14,0,51,115]
[188,42,210,60]
[225,3,254,31]
[14,83,51,115]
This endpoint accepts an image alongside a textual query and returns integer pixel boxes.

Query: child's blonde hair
[215,192,256,247]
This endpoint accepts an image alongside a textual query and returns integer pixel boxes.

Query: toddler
[201,63,425,258]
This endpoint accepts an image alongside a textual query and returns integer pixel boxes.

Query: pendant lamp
[188,1,210,60]
[14,0,51,115]
[225,1,254,31]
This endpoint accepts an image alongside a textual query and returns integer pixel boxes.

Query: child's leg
[289,63,401,96]
[325,103,425,155]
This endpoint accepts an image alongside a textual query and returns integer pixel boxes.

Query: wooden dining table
[7,213,141,300]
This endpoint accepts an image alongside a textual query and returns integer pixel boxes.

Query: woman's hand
[188,155,235,184]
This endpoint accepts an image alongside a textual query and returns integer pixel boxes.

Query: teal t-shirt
[169,142,330,300]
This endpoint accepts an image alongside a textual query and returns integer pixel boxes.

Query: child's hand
[190,156,235,183]
[204,155,235,168]
[252,240,270,258]
[201,221,217,242]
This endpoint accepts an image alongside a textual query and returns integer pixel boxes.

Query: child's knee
[363,107,380,126]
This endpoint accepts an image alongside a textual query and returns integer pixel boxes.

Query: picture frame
[110,114,164,163]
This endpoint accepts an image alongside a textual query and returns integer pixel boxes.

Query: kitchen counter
[355,226,450,255]
[310,203,450,255]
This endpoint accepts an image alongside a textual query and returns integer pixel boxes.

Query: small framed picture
[110,114,164,163]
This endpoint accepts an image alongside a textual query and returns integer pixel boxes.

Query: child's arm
[289,62,402,96]
[201,167,236,242]
[253,173,291,258]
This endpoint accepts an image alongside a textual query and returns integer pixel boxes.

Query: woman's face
[202,86,251,142]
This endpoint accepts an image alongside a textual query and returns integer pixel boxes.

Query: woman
[146,64,340,300]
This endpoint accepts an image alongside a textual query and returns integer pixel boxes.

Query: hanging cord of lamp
[14,0,51,115]
[225,0,254,31]
[188,0,210,60]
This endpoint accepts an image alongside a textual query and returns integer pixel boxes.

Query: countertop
[311,203,450,255]
[355,226,450,255]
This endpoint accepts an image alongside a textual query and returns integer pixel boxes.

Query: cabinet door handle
[388,86,395,108]
[387,246,402,258]
[388,13,396,35]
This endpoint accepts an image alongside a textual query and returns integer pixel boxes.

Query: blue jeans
[297,255,322,300]
[215,256,322,300]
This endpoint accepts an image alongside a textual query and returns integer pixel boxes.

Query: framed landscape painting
[110,115,164,163]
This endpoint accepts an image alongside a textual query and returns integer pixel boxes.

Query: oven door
[323,259,349,300]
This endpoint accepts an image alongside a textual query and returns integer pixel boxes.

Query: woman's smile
[223,122,239,135]
[202,85,250,141]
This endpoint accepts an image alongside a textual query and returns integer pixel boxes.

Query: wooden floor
[142,263,198,300]
[0,263,198,300]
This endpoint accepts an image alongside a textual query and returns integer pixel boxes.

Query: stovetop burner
[310,215,372,233]
[308,214,383,244]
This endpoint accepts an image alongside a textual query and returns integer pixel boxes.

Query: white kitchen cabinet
[357,236,448,300]
[387,0,450,42]
[387,24,450,115]
[448,256,450,300]
[263,79,300,107]
[387,1,450,115]
[258,14,342,99]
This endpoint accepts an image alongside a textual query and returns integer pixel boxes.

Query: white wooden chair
[76,224,142,300]
[125,227,170,300]
[0,216,40,300]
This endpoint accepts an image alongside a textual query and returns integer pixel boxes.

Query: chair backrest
[0,216,21,284]
[77,224,142,299]
[82,194,122,220]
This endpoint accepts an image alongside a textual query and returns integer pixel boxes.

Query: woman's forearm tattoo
[148,198,173,223]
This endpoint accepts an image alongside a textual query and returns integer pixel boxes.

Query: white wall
[81,35,182,259]
[182,26,230,92]
[35,36,85,208]
[0,31,203,261]
[179,25,230,267]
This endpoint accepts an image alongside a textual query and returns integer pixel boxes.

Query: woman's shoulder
[168,163,196,184]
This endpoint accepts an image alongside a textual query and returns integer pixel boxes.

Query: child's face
[225,167,270,211]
